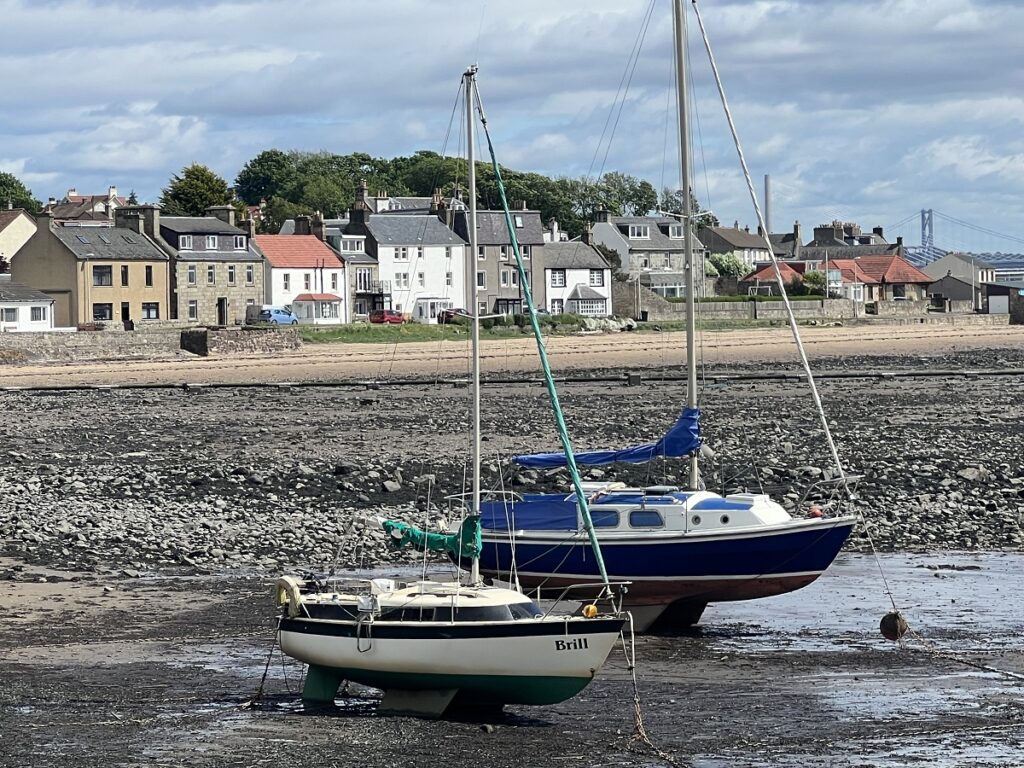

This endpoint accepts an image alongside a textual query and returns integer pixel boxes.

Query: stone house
[451,207,545,315]
[541,232,613,316]
[254,233,347,324]
[0,274,54,331]
[12,212,170,327]
[852,255,933,301]
[922,252,996,310]
[697,225,772,270]
[0,208,37,267]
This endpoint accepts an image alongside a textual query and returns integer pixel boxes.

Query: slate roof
[451,210,545,246]
[543,241,610,270]
[0,209,33,234]
[699,226,771,251]
[364,214,466,246]
[0,274,53,303]
[853,255,933,285]
[279,218,348,236]
[160,216,245,235]
[608,216,703,252]
[799,244,900,261]
[254,235,344,269]
[53,226,168,261]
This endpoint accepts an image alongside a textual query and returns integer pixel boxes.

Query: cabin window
[591,510,620,527]
[629,509,664,528]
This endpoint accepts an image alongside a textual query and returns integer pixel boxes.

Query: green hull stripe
[304,664,593,706]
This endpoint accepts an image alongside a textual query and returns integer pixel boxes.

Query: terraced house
[114,205,262,325]
[13,211,169,327]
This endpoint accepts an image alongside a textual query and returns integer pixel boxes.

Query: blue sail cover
[514,408,701,468]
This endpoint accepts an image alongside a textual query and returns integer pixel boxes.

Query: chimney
[67,187,77,198]
[205,205,235,227]
[744,225,750,233]
[294,215,312,236]
[516,200,527,211]
[793,221,802,258]
[245,217,256,238]
[547,220,560,243]
[108,185,117,199]
[582,222,594,245]
[47,197,56,208]
[356,179,368,203]
[115,204,160,239]
[311,212,326,242]
[757,225,764,237]
[595,209,610,224]
[873,226,884,240]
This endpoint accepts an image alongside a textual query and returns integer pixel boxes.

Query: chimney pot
[294,215,311,236]
[205,205,235,228]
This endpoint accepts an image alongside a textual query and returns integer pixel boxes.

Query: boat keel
[379,688,459,718]
[302,664,345,704]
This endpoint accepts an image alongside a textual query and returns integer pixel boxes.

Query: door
[989,295,1009,314]
[217,297,228,325]
[120,302,133,331]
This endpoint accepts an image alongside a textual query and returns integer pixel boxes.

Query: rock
[382,480,402,493]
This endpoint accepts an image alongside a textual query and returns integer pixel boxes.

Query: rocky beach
[1,328,1023,767]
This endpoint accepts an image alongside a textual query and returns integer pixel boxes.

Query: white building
[0,274,55,331]
[541,238,613,316]
[254,234,347,324]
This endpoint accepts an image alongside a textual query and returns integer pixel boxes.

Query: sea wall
[180,327,302,357]
[0,327,183,364]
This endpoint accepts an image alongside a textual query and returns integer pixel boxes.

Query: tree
[593,242,621,274]
[260,195,303,235]
[160,164,233,216]
[235,149,297,205]
[659,187,719,226]
[127,189,139,205]
[708,253,749,278]
[600,172,658,216]
[802,270,825,295]
[0,172,40,212]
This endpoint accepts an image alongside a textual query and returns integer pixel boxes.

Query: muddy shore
[1,329,1023,766]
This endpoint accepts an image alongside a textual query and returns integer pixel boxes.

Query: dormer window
[668,225,684,239]
[628,225,650,239]
[179,235,193,250]
[233,235,246,250]
[205,235,217,249]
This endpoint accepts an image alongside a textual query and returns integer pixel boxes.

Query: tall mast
[673,0,699,490]
[464,64,482,584]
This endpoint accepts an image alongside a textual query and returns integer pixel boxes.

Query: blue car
[259,307,299,325]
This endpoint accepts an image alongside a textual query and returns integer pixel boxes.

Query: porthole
[720,514,730,525]
[691,515,702,526]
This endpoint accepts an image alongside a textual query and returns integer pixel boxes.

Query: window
[283,273,291,291]
[330,273,338,291]
[120,265,129,286]
[31,306,46,322]
[592,510,620,527]
[573,299,607,315]
[141,302,160,320]
[395,247,409,261]
[668,224,684,239]
[524,270,530,285]
[550,269,566,287]
[99,235,111,245]
[640,256,650,268]
[207,265,216,285]
[550,299,564,314]
[356,268,371,291]
[246,265,255,285]
[416,247,423,260]
[514,214,524,228]
[477,245,485,260]
[341,238,364,252]
[501,270,510,287]
[179,235,193,250]
[145,265,153,287]
[1,308,16,322]
[93,265,112,286]
[234,235,246,250]
[445,246,452,259]
[394,272,409,289]
[187,264,197,285]
[205,235,217,249]
[304,273,311,290]
[477,300,487,315]
[500,245,509,261]
[92,303,113,321]
[228,265,236,286]
[76,234,90,244]
[511,271,519,287]
[122,234,136,244]
[521,245,530,260]
[445,271,452,286]
[476,271,486,289]
[628,225,650,239]
[589,269,605,287]
[187,300,198,320]
[417,272,425,287]
[629,509,664,528]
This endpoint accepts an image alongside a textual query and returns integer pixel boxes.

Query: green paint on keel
[302,664,345,703]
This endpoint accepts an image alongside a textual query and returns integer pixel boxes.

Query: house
[922,252,996,310]
[344,182,466,323]
[44,186,127,223]
[826,259,877,302]
[698,225,772,270]
[541,232,613,316]
[984,281,1024,322]
[797,221,904,266]
[12,212,170,327]
[254,233,347,324]
[768,222,803,260]
[927,274,976,308]
[739,262,804,295]
[151,205,264,325]
[451,206,546,315]
[852,255,933,301]
[0,208,37,267]
[0,274,54,331]
[591,212,706,298]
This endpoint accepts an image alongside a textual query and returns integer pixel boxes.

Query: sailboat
[468,0,857,632]
[274,66,625,717]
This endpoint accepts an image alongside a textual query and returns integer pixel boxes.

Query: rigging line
[597,1,658,181]
[586,0,659,181]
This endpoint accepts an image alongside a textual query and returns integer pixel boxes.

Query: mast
[464,64,482,585]
[673,0,699,491]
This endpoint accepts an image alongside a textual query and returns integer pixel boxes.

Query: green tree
[127,189,139,205]
[160,164,233,216]
[660,187,719,226]
[0,172,40,212]
[802,270,825,295]
[600,172,658,216]
[708,253,749,278]
[593,242,621,273]
[261,195,304,234]
[235,149,297,205]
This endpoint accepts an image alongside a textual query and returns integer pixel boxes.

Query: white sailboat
[275,65,625,717]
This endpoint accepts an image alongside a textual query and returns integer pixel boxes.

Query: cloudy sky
[2,0,1023,250]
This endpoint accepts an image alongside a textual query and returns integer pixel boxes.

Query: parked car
[259,307,299,325]
[437,308,467,324]
[369,309,405,324]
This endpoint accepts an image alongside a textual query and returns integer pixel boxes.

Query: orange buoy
[880,611,909,641]
[582,604,598,619]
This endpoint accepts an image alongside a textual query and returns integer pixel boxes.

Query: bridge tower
[920,209,934,248]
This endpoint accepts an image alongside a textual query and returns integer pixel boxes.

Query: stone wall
[867,300,932,316]
[180,327,301,357]
[0,328,183,364]
[1011,292,1024,325]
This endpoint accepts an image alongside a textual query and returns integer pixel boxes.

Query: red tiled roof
[828,258,877,285]
[852,255,932,284]
[293,293,341,302]
[742,261,802,283]
[254,235,344,268]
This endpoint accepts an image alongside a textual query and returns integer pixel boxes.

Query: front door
[120,301,132,330]
[217,297,228,326]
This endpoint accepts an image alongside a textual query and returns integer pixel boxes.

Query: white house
[541,238,612,316]
[0,274,55,331]
[254,234,347,324]
[0,208,37,268]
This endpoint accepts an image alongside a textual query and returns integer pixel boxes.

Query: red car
[369,309,405,324]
